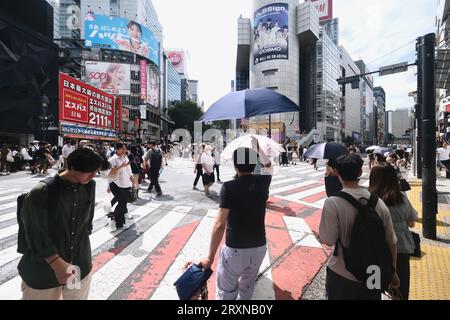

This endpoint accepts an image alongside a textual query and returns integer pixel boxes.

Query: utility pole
[416,38,423,179]
[421,33,437,240]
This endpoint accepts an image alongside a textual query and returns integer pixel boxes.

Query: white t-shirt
[213,151,221,165]
[437,147,450,161]
[108,154,132,188]
[319,187,397,282]
[62,144,75,158]
[201,152,215,174]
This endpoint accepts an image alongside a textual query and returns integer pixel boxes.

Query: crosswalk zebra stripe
[88,207,190,300]
[269,178,304,187]
[0,212,15,224]
[0,203,16,212]
[282,186,326,202]
[0,190,21,197]
[269,180,318,195]
[282,216,322,249]
[0,245,20,268]
[89,203,161,251]
[150,209,218,300]
[0,194,20,203]
[0,274,21,300]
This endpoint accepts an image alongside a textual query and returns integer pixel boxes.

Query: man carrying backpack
[17,147,104,300]
[318,154,400,300]
[143,141,164,196]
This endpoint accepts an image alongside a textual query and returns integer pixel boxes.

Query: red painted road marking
[302,191,327,204]
[276,183,323,197]
[126,220,200,300]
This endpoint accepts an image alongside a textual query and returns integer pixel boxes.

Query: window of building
[262,69,278,76]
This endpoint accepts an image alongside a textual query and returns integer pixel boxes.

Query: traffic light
[337,75,360,89]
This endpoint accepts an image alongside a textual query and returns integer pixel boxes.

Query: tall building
[188,80,199,105]
[436,0,450,140]
[387,108,414,145]
[237,0,321,142]
[315,27,342,142]
[373,87,386,145]
[339,46,362,143]
[354,60,375,146]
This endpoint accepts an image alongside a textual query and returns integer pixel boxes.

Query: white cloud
[152,0,436,111]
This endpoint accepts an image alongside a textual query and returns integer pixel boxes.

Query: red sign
[115,97,123,133]
[59,73,115,130]
[140,60,147,100]
[446,104,450,113]
[307,0,333,22]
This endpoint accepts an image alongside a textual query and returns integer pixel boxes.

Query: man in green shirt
[18,147,105,300]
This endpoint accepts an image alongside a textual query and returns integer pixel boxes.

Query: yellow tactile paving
[406,180,450,300]
[410,244,450,300]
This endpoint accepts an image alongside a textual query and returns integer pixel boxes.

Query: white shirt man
[62,143,75,169]
[437,145,450,162]
[108,154,133,188]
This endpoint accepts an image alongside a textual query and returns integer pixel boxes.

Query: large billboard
[253,3,289,65]
[166,51,186,75]
[85,61,131,95]
[59,73,120,140]
[84,13,160,65]
[307,0,333,22]
[147,68,160,108]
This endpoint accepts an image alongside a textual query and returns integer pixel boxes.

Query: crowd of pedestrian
[10,135,433,301]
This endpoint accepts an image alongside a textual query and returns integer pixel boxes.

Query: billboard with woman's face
[84,13,160,66]
[147,68,159,108]
[253,3,289,65]
[85,61,131,95]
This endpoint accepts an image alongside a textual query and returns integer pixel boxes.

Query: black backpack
[17,177,60,254]
[149,149,162,169]
[334,192,394,291]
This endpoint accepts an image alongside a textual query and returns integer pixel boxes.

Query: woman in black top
[128,145,143,197]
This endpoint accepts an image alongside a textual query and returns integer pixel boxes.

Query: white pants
[21,273,92,300]
[216,244,266,300]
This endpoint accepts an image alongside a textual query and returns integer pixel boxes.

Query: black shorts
[202,173,215,185]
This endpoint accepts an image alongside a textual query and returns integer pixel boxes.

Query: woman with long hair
[128,145,143,198]
[368,165,418,300]
[100,64,126,92]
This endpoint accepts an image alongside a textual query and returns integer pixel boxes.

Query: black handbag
[400,179,411,191]
[126,188,138,203]
[411,232,421,258]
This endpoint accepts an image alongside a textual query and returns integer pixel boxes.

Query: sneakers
[157,192,163,197]
[125,213,134,220]
[109,219,117,232]
[118,221,131,230]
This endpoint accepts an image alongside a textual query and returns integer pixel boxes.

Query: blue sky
[153,0,437,110]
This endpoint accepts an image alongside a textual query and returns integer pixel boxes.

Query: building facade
[339,46,362,143]
[436,0,450,141]
[387,108,414,145]
[373,86,386,145]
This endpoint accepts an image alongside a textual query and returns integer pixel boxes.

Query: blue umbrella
[200,88,300,122]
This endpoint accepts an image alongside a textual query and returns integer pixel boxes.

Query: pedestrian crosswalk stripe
[282,186,326,202]
[282,216,322,249]
[0,190,20,197]
[89,207,189,300]
[0,212,15,223]
[308,172,325,178]
[89,203,161,251]
[0,245,20,268]
[0,203,16,212]
[270,180,318,195]
[0,194,20,203]
[0,225,18,241]
[150,209,218,300]
[269,178,303,187]
[252,251,276,300]
[0,274,21,300]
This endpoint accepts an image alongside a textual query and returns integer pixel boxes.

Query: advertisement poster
[140,60,147,100]
[253,3,289,65]
[166,51,185,74]
[59,73,118,139]
[84,13,160,65]
[147,68,160,108]
[85,61,131,95]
